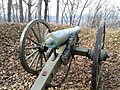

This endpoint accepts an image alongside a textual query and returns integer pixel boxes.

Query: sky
[47,0,120,16]
[0,0,120,16]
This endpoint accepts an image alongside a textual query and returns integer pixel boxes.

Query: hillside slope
[0,23,120,90]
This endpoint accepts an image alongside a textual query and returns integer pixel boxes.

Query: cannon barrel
[45,26,80,48]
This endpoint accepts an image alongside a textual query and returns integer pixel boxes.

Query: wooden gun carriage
[19,19,109,90]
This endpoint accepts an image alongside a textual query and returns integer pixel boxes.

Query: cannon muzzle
[45,26,80,48]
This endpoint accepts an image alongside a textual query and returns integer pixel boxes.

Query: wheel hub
[88,48,109,62]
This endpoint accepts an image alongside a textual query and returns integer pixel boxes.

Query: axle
[74,47,109,62]
[30,46,109,90]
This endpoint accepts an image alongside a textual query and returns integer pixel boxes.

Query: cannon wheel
[92,22,105,90]
[19,19,51,75]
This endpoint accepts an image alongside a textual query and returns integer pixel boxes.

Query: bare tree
[34,8,38,19]
[24,8,27,22]
[67,0,81,25]
[31,5,38,20]
[91,0,107,28]
[64,13,69,24]
[19,0,23,22]
[72,0,79,24]
[83,3,120,28]
[11,1,19,23]
[61,0,68,24]
[106,6,120,29]
[56,0,60,23]
[23,0,36,22]
[67,0,75,25]
[44,0,49,21]
[70,5,73,25]
[84,8,93,27]
[117,7,120,25]
[38,0,42,19]
[47,6,50,22]
[0,4,2,22]
[8,0,12,22]
[77,0,93,25]
[12,4,15,22]
[61,0,80,25]
[2,0,6,21]
[15,0,19,22]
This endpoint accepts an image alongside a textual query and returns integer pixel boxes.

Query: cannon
[19,19,109,90]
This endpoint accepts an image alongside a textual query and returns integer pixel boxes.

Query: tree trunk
[77,0,89,26]
[47,7,50,22]
[56,0,59,23]
[35,9,38,19]
[15,0,19,22]
[8,0,12,22]
[28,0,32,22]
[69,5,74,25]
[23,0,32,22]
[91,0,107,28]
[12,5,15,22]
[0,11,1,22]
[61,0,68,24]
[28,5,31,21]
[38,0,42,19]
[24,8,27,22]
[2,0,6,21]
[44,0,48,21]
[19,0,23,22]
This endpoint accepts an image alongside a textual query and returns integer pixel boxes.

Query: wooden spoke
[27,36,41,46]
[44,29,49,37]
[25,46,35,49]
[31,27,40,42]
[41,24,45,41]
[25,49,38,60]
[29,52,39,68]
[25,46,37,49]
[35,53,40,70]
[37,23,42,42]
[40,53,43,67]
[19,19,51,75]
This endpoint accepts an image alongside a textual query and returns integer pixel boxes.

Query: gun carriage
[19,19,109,90]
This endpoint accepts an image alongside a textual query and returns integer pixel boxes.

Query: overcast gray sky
[0,0,120,16]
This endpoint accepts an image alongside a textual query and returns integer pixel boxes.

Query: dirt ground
[0,23,120,90]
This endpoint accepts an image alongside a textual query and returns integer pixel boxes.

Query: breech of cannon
[19,19,109,90]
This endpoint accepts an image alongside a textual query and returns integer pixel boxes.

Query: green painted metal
[74,47,89,56]
[74,47,108,62]
[19,19,109,90]
[30,45,66,90]
[45,26,80,48]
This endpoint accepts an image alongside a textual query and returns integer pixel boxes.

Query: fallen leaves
[0,23,120,90]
